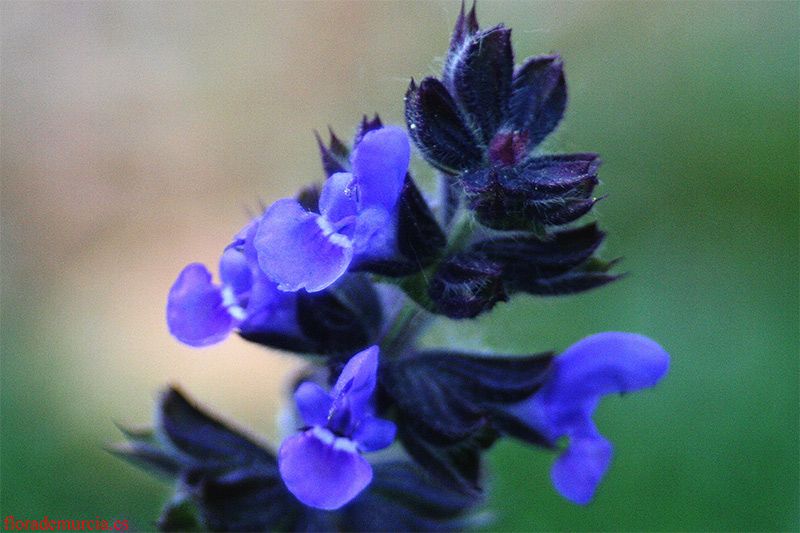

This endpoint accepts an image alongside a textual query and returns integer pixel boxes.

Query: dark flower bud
[315,126,350,177]
[424,224,618,319]
[396,176,447,265]
[507,55,567,149]
[405,2,579,241]
[462,168,522,230]
[486,129,531,168]
[513,257,622,296]
[446,24,513,145]
[428,253,508,319]
[445,2,479,71]
[463,153,600,230]
[475,222,604,279]
[405,77,484,174]
[474,223,620,296]
[354,113,384,147]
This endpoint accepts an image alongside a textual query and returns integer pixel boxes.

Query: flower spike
[137,4,671,529]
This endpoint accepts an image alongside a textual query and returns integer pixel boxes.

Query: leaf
[158,387,275,467]
[380,350,553,488]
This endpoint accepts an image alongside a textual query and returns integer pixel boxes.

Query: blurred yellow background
[2,1,797,531]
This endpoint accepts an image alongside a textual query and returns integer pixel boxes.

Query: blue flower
[279,346,397,510]
[511,332,669,504]
[255,126,410,292]
[166,220,303,347]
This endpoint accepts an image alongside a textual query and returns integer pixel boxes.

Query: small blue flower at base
[255,126,410,293]
[510,332,669,505]
[166,220,302,347]
[279,346,397,510]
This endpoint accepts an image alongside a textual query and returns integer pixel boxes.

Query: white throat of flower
[316,215,355,250]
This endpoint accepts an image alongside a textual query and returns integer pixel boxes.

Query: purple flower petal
[255,198,353,292]
[294,382,333,428]
[166,263,238,347]
[279,347,393,508]
[350,127,409,212]
[536,332,670,437]
[330,346,379,419]
[319,172,358,225]
[279,427,373,510]
[237,218,261,262]
[550,428,613,505]
[238,286,309,349]
[352,415,396,453]
[523,332,669,504]
[351,206,396,262]
[218,247,252,296]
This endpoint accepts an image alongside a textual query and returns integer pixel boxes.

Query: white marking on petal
[332,437,359,453]
[316,216,353,250]
[328,232,353,249]
[220,286,247,321]
[316,215,336,236]
[227,305,247,321]
[310,426,359,453]
[311,425,336,445]
[220,286,238,307]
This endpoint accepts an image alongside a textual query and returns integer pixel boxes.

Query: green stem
[380,300,432,357]
[377,205,476,355]
[443,205,475,255]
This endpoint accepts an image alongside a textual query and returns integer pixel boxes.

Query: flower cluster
[118,4,669,531]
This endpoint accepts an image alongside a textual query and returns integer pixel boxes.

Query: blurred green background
[2,1,797,531]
